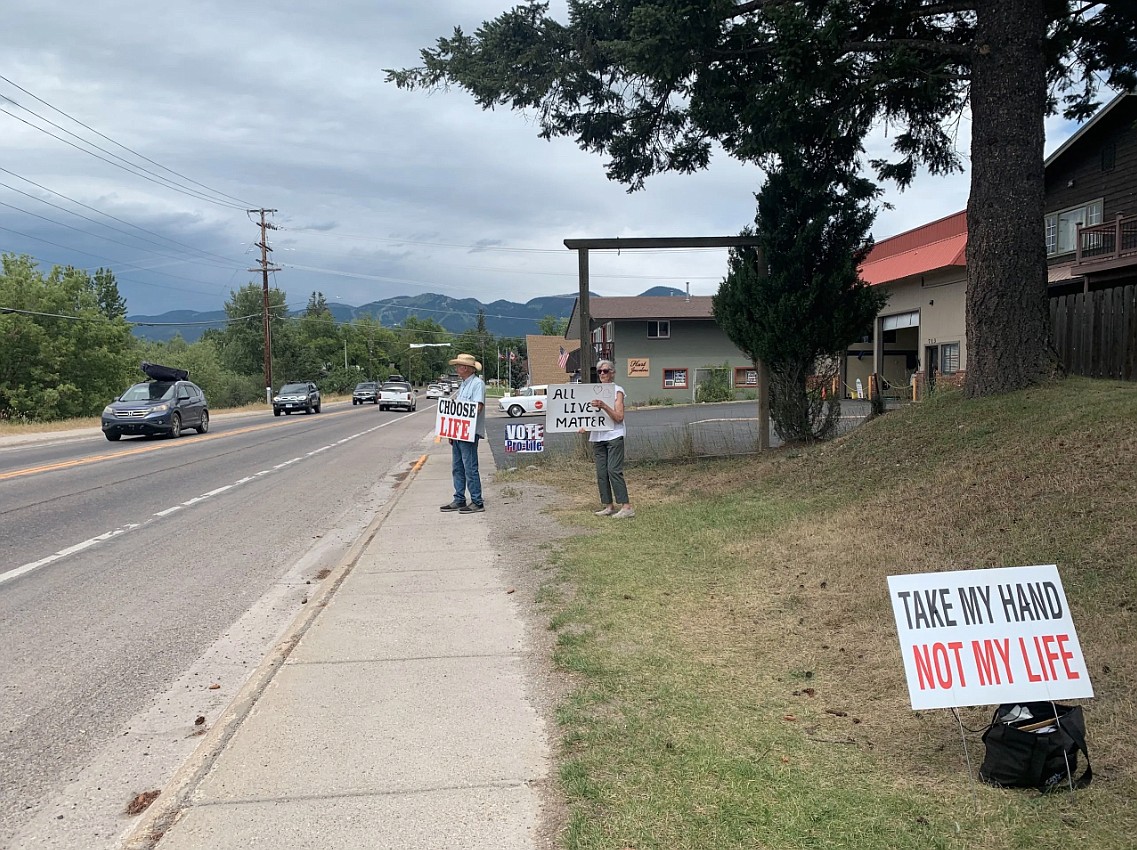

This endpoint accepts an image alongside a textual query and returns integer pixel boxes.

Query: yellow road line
[0,414,342,482]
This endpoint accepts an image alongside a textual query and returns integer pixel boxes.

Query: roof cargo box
[141,361,189,382]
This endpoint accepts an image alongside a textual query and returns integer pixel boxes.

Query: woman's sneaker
[611,507,636,519]
[594,506,616,516]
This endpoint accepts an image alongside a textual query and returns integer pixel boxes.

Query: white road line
[0,419,408,586]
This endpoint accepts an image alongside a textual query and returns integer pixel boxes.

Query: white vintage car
[498,385,548,418]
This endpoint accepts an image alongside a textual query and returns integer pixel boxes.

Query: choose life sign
[887,565,1093,710]
[435,397,478,443]
[544,383,616,433]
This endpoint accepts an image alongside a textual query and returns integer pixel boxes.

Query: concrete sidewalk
[125,436,551,849]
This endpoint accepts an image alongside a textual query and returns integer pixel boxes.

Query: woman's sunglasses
[597,368,612,374]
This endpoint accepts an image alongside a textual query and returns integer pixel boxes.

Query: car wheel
[169,412,182,438]
[196,411,210,434]
[508,404,524,418]
[274,409,281,417]
[315,403,321,413]
[411,403,416,411]
[372,398,379,404]
[104,431,121,441]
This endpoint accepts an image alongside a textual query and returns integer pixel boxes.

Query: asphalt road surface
[0,400,436,849]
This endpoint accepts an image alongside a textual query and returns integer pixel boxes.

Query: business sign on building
[544,383,616,433]
[435,397,478,443]
[627,358,650,378]
[504,422,544,453]
[887,565,1093,710]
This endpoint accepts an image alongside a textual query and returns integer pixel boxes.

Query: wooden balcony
[1075,214,1137,275]
[594,341,614,362]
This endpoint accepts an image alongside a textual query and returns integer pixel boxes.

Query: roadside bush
[696,362,734,403]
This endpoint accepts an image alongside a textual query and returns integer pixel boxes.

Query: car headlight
[103,406,115,415]
[272,397,282,403]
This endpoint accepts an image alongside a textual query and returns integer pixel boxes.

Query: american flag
[557,346,569,370]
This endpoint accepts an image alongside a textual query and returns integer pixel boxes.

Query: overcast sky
[3,0,1090,321]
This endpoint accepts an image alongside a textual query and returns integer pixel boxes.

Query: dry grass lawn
[516,378,1136,850]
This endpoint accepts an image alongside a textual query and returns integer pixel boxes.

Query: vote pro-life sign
[888,565,1093,710]
[435,397,479,442]
[544,383,616,432]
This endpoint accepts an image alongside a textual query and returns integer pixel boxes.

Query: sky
[2,0,1090,322]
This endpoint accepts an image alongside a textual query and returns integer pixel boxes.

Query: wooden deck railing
[1076,214,1137,265]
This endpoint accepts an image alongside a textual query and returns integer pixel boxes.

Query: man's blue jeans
[451,436,483,506]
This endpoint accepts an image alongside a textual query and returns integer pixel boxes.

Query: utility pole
[248,208,280,404]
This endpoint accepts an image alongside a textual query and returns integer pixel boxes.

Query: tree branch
[845,39,972,59]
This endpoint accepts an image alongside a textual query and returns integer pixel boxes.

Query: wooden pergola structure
[563,235,771,449]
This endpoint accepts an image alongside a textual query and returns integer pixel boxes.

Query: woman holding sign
[589,360,634,518]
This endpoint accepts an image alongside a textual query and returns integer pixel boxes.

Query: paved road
[0,401,435,849]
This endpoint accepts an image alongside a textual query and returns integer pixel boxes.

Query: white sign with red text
[887,565,1093,710]
[435,397,478,443]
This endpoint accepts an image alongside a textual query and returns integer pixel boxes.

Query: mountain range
[128,287,687,343]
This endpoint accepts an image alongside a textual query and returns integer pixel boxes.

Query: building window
[1101,140,1116,172]
[647,320,670,339]
[663,368,688,389]
[940,342,960,374]
[1045,199,1103,256]
[734,368,758,387]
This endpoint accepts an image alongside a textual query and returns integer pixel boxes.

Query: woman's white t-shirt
[589,384,626,442]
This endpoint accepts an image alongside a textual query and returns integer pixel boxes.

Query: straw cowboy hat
[448,353,482,371]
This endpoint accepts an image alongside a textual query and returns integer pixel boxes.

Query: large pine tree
[389,0,1137,397]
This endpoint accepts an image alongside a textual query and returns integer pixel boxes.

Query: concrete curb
[119,452,431,850]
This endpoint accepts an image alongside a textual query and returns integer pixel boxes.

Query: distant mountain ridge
[128,287,686,343]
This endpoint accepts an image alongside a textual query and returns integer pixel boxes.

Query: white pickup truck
[498,385,548,418]
[379,381,416,411]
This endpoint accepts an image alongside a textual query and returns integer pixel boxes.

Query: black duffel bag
[979,701,1092,791]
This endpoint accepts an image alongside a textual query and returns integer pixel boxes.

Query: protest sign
[504,422,544,453]
[435,397,478,443]
[544,383,616,433]
[887,565,1093,710]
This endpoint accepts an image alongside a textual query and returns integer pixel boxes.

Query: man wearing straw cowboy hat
[440,352,487,513]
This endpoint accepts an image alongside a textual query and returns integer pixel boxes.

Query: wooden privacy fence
[1050,284,1137,380]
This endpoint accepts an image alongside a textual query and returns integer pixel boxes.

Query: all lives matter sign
[887,565,1093,710]
[544,383,616,433]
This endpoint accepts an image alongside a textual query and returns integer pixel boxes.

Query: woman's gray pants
[593,437,628,505]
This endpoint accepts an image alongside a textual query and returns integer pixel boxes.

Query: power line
[0,74,255,208]
[0,196,236,272]
[0,232,241,298]
[0,166,246,267]
[0,103,247,210]
[283,224,738,255]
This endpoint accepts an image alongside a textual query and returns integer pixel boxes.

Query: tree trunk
[964,0,1052,397]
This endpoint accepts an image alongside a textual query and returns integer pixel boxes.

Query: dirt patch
[485,468,591,849]
[124,790,161,816]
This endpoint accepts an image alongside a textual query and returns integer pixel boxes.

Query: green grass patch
[535,377,1137,850]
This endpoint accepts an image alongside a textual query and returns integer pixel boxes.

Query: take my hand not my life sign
[887,565,1093,710]
[435,397,478,443]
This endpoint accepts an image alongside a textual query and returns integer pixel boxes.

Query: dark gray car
[101,380,210,441]
[352,382,379,405]
[273,382,322,416]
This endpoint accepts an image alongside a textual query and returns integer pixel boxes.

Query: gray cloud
[1,1,1088,319]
